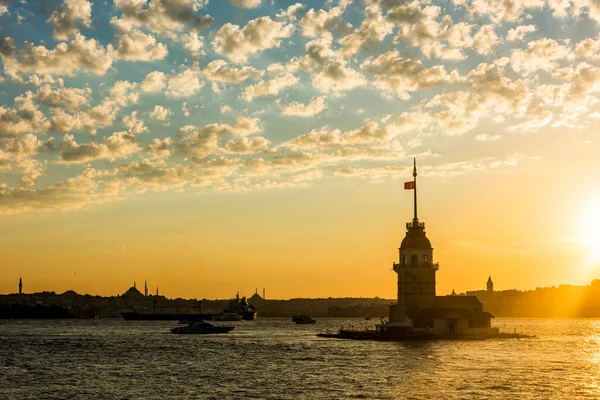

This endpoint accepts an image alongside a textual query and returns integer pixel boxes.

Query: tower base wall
[389,304,407,323]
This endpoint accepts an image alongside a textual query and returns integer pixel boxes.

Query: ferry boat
[317,321,433,341]
[223,293,257,321]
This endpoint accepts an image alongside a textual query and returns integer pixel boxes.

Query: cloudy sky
[1,0,600,299]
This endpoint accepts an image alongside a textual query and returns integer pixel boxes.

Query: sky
[1,0,600,300]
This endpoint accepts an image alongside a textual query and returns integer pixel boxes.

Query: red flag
[404,181,415,190]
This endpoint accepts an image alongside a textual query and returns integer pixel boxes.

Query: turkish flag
[404,181,415,190]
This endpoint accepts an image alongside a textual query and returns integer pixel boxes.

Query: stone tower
[19,277,22,295]
[389,159,439,323]
[144,281,148,297]
[487,276,494,293]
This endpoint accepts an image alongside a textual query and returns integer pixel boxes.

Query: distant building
[389,159,497,336]
[122,285,144,301]
[249,289,264,307]
[19,277,22,295]
[144,281,148,297]
[487,276,494,293]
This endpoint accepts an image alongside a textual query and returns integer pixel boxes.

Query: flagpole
[413,158,418,223]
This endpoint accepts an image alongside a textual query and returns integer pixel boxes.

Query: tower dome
[400,223,433,250]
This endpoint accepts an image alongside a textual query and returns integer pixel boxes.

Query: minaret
[487,276,494,293]
[263,287,265,300]
[156,286,159,296]
[134,281,136,289]
[390,159,439,323]
[19,277,22,295]
[144,281,148,297]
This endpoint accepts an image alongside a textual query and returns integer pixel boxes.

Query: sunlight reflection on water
[1,318,600,399]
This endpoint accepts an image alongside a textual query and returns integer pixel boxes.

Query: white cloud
[453,0,544,23]
[147,137,172,158]
[510,38,572,74]
[225,136,271,154]
[140,71,166,93]
[574,37,600,61]
[473,25,498,56]
[277,97,327,116]
[177,117,262,156]
[2,34,112,78]
[109,30,168,61]
[506,25,537,42]
[36,84,91,112]
[123,111,148,134]
[212,16,294,64]
[300,0,351,39]
[181,31,204,56]
[361,50,457,99]
[389,3,443,47]
[48,0,93,41]
[276,3,305,21]
[0,92,51,138]
[242,73,299,101]
[166,69,204,98]
[339,4,394,58]
[228,0,261,8]
[1,133,54,156]
[202,59,256,83]
[111,0,213,35]
[312,59,366,93]
[150,105,173,121]
[0,173,122,214]
[58,132,140,163]
[110,81,139,107]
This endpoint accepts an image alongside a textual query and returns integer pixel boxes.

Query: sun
[580,203,600,262]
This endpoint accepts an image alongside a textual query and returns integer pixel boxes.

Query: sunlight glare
[581,201,600,262]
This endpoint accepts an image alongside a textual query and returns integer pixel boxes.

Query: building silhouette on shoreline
[6,273,600,318]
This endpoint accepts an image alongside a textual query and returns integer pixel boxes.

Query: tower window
[423,254,429,263]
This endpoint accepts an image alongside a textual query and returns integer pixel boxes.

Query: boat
[222,293,257,321]
[212,312,243,321]
[373,321,433,341]
[317,321,433,341]
[170,321,235,334]
[293,315,317,324]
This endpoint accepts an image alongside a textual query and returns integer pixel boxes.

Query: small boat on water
[212,312,243,321]
[171,321,235,334]
[317,321,432,341]
[293,315,317,324]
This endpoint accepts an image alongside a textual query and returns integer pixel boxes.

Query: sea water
[1,318,599,399]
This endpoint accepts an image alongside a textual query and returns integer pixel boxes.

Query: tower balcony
[406,221,425,229]
[393,262,439,272]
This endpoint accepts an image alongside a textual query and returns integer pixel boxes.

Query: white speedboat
[212,312,243,321]
[171,321,234,334]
